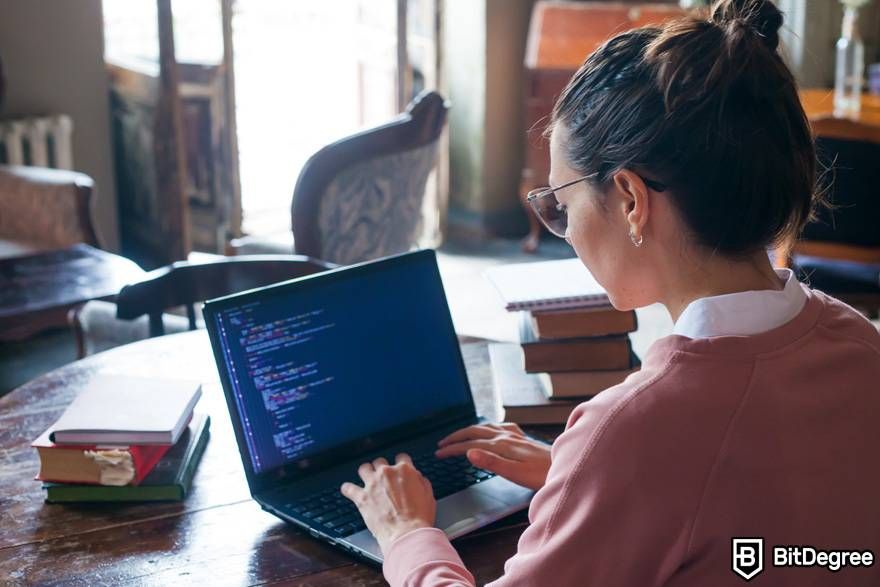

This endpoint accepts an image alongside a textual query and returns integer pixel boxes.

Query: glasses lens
[528,188,567,237]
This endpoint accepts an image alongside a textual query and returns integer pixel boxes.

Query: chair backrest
[0,165,98,248]
[115,255,336,336]
[291,90,448,265]
[805,130,880,248]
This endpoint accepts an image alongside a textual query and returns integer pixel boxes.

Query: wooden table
[0,244,145,341]
[799,89,880,143]
[0,330,548,585]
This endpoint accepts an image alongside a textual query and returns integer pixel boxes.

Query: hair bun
[710,0,783,51]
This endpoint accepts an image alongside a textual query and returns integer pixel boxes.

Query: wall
[444,0,535,241]
[484,0,534,236]
[0,0,119,250]
[445,0,487,227]
[778,0,880,89]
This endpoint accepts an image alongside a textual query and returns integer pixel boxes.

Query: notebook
[484,258,609,311]
[49,375,202,445]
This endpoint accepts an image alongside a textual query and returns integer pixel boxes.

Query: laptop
[203,249,534,564]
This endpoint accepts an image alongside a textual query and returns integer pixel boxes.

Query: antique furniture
[230,90,448,265]
[0,330,551,585]
[109,0,241,267]
[0,244,144,342]
[520,1,684,252]
[780,89,880,316]
[71,254,335,358]
[0,165,99,259]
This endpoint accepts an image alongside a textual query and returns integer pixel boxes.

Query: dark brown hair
[550,0,820,256]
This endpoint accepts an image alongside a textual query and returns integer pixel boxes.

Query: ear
[611,169,650,240]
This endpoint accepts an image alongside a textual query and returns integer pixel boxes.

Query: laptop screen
[206,251,474,478]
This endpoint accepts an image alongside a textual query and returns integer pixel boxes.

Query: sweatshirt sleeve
[384,367,702,587]
[383,527,475,586]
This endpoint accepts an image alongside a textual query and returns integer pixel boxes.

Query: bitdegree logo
[732,538,764,581]
[773,545,874,572]
[732,537,875,581]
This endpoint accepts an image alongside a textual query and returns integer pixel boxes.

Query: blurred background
[2,0,880,392]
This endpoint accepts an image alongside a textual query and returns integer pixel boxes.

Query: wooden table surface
[799,88,880,125]
[0,330,548,586]
[0,244,145,341]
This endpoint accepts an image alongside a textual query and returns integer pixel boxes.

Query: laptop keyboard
[280,453,496,537]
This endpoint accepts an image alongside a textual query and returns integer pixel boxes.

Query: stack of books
[32,375,210,502]
[486,258,640,425]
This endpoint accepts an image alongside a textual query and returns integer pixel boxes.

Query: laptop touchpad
[436,486,508,536]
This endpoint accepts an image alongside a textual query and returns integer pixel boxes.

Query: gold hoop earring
[630,231,643,248]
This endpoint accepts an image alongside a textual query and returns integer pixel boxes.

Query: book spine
[522,339,632,373]
[44,483,182,503]
[132,443,173,485]
[174,418,211,496]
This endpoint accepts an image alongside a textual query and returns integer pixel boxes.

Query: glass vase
[834,5,865,117]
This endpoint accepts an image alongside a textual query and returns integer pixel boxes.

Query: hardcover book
[43,413,211,503]
[33,432,170,486]
[530,306,637,340]
[490,343,583,425]
[49,375,202,446]
[519,313,633,373]
[537,352,641,399]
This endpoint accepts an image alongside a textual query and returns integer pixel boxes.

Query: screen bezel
[203,249,477,494]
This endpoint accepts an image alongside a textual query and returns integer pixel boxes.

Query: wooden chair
[778,115,880,317]
[230,90,448,265]
[70,254,336,358]
[0,165,99,259]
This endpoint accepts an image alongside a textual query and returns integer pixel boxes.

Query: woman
[341,0,880,584]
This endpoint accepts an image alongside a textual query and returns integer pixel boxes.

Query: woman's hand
[340,454,436,554]
[435,423,551,491]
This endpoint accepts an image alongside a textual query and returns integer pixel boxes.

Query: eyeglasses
[526,173,667,238]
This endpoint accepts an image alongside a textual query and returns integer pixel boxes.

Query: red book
[32,428,170,486]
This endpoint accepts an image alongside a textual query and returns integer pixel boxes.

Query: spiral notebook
[484,258,609,312]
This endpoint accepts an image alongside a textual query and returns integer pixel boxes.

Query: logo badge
[732,538,764,581]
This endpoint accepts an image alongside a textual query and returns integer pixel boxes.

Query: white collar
[672,269,807,339]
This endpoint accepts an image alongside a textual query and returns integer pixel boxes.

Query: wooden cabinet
[520,1,683,250]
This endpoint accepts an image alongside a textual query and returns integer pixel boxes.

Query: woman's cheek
[570,226,632,309]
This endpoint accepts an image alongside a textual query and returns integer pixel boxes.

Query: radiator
[0,114,74,170]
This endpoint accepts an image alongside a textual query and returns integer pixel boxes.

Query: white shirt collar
[672,269,807,339]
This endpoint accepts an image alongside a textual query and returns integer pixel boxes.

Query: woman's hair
[550,0,820,256]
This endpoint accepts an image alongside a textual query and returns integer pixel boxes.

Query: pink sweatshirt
[384,287,880,586]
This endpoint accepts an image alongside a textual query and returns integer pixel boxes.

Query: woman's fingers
[437,422,527,448]
[465,448,519,478]
[435,438,518,460]
[437,425,498,447]
[498,422,525,436]
[395,453,413,467]
[358,461,376,481]
[340,481,363,503]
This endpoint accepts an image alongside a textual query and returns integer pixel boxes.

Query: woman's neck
[662,250,784,323]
